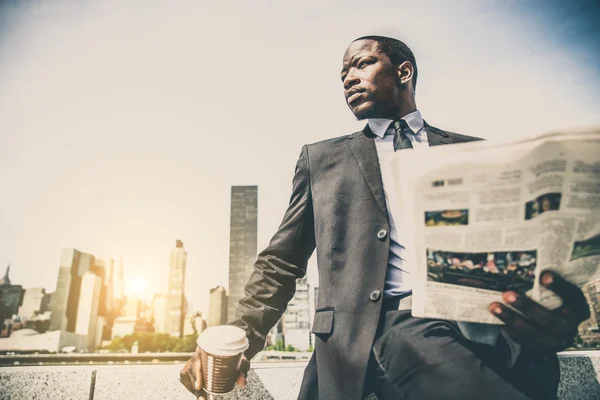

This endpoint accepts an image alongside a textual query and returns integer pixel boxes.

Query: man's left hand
[489,270,590,351]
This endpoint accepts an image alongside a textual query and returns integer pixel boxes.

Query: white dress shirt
[367,111,517,357]
[368,110,428,297]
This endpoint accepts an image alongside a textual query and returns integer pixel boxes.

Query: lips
[346,91,364,104]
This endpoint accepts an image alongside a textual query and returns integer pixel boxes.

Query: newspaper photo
[390,128,600,324]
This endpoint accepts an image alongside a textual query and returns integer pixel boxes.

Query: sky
[1,0,599,317]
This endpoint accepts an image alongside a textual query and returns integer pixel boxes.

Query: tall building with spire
[0,265,11,287]
[165,240,187,338]
[227,186,258,322]
[0,264,25,329]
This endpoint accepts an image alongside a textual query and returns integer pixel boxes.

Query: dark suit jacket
[229,123,482,400]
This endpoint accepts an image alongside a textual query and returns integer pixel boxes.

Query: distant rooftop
[10,329,39,338]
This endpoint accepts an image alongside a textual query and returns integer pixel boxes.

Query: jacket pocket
[311,308,334,335]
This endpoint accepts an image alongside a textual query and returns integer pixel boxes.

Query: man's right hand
[179,347,250,400]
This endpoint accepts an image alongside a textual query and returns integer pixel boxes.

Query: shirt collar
[367,110,425,139]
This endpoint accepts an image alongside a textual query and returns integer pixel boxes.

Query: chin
[350,102,377,120]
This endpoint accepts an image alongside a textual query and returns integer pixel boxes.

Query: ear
[397,61,414,86]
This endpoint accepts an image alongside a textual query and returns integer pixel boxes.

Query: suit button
[377,229,388,240]
[369,289,381,302]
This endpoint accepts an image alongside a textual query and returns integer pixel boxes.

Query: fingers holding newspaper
[489,270,591,351]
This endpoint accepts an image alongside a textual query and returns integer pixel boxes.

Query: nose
[343,70,360,90]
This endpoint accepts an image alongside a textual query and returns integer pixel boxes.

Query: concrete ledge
[557,352,600,400]
[0,367,94,400]
[0,353,598,399]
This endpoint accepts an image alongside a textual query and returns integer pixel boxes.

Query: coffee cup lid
[197,325,249,356]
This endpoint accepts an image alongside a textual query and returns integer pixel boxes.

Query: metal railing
[0,351,313,366]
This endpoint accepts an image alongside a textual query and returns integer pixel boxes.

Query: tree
[125,333,139,350]
[285,344,296,352]
[265,339,285,351]
[103,332,175,353]
[105,336,125,352]
[102,332,201,353]
[173,334,199,353]
[264,340,304,352]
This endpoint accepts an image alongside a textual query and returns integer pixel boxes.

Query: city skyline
[1,188,313,348]
[0,184,272,320]
[1,238,195,350]
[0,192,262,339]
[2,1,600,319]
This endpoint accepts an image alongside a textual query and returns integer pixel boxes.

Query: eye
[358,59,373,69]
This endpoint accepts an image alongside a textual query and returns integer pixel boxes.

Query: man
[542,196,553,212]
[180,36,590,400]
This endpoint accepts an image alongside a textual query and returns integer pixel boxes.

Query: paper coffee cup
[197,325,249,395]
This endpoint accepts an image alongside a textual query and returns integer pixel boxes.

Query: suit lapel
[346,122,454,218]
[347,127,388,218]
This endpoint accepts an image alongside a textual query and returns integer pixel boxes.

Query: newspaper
[389,128,600,324]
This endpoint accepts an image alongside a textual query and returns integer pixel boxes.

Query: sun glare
[125,277,146,298]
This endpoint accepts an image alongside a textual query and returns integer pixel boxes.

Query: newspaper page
[389,128,600,324]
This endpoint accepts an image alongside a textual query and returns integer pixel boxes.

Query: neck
[374,94,417,121]
[394,94,417,120]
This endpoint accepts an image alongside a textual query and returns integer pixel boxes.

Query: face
[542,198,551,211]
[341,39,401,120]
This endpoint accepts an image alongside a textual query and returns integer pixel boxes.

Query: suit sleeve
[228,145,316,360]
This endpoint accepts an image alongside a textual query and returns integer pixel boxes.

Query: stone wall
[0,353,599,399]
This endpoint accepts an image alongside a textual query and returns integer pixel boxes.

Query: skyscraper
[208,286,228,327]
[94,258,114,342]
[42,292,52,313]
[111,316,137,339]
[18,288,48,319]
[92,260,110,316]
[166,240,187,338]
[227,186,258,321]
[108,257,125,337]
[151,294,167,333]
[0,265,24,321]
[281,277,311,350]
[124,295,143,318]
[112,257,125,309]
[50,249,94,332]
[75,271,103,350]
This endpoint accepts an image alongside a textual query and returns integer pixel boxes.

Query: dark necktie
[393,120,413,151]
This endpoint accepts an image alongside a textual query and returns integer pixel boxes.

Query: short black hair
[353,35,418,89]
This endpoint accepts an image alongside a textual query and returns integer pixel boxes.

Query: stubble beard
[353,103,378,121]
